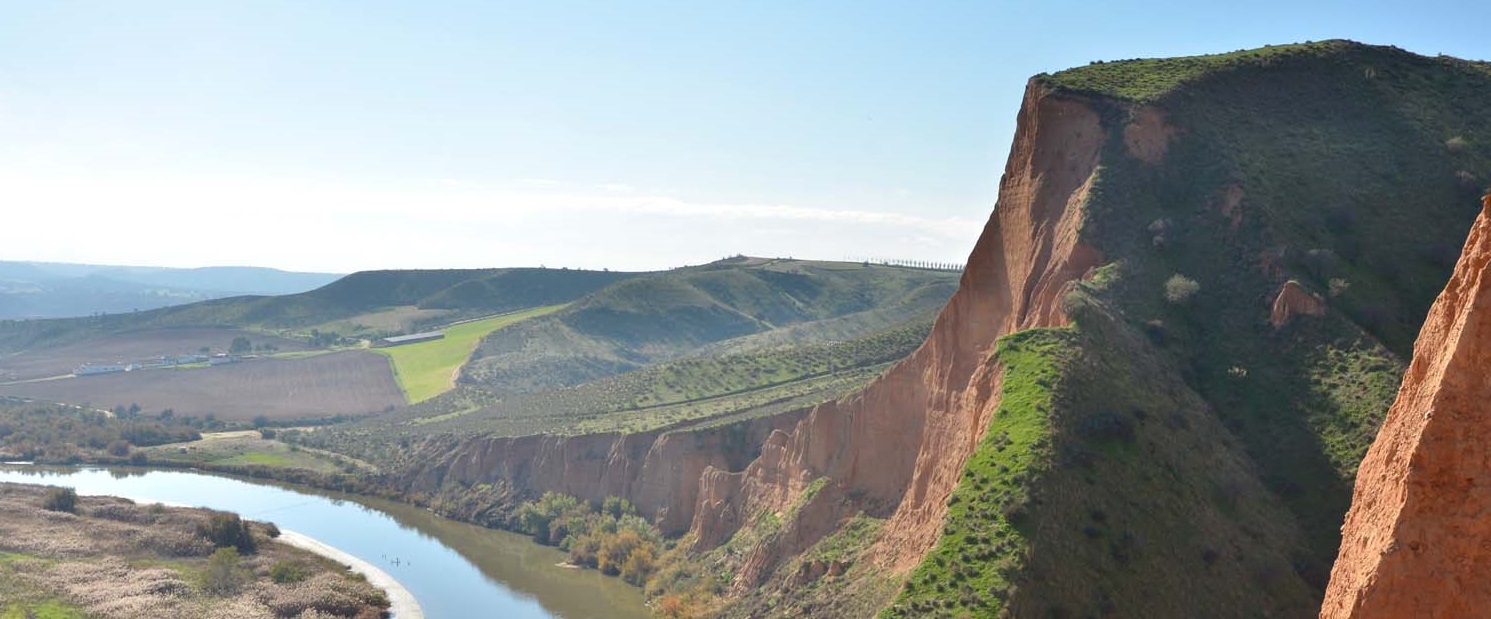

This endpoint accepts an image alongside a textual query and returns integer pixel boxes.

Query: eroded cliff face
[688,80,1107,590]
[1321,196,1491,618]
[399,411,805,535]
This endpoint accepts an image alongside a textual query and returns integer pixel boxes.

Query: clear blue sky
[1,1,1486,273]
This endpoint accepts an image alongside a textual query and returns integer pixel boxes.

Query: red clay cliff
[1320,194,1491,618]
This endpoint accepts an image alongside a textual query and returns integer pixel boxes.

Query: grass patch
[374,305,567,403]
[883,328,1072,618]
[146,434,356,474]
[0,599,86,619]
[805,513,883,565]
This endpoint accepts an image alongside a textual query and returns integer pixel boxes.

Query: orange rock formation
[688,79,1105,586]
[1271,280,1328,328]
[1320,194,1491,618]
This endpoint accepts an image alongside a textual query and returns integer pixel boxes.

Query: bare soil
[0,328,309,382]
[0,351,401,420]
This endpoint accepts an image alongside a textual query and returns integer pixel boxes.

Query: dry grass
[0,483,387,619]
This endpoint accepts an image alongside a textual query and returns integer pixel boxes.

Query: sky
[1,1,1488,274]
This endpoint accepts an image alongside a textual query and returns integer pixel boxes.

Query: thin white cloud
[0,172,984,272]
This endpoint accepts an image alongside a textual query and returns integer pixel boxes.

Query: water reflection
[0,465,648,619]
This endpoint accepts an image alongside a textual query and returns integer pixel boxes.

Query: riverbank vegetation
[0,482,388,619]
[0,401,200,463]
[508,492,727,617]
[512,493,663,585]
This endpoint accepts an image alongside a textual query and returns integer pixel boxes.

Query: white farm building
[75,363,130,376]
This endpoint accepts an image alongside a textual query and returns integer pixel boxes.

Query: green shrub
[42,486,77,513]
[204,547,244,595]
[270,560,311,584]
[199,512,257,554]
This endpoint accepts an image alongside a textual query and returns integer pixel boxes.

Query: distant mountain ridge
[0,266,639,353]
[0,260,343,319]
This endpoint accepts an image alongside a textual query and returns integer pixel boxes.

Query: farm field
[373,305,566,403]
[0,351,402,421]
[305,305,457,337]
[0,328,308,383]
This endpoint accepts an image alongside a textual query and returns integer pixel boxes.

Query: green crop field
[374,305,566,403]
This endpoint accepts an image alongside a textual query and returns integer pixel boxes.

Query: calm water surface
[0,465,648,619]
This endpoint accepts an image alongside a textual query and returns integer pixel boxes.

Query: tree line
[851,257,965,271]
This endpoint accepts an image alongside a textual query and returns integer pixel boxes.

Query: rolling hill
[0,266,640,420]
[0,259,956,427]
[460,257,960,394]
[0,266,637,353]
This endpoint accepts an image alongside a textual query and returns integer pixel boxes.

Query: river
[0,465,649,619]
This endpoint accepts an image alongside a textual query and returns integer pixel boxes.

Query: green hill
[0,267,636,352]
[459,257,959,394]
[394,317,934,438]
[303,259,957,463]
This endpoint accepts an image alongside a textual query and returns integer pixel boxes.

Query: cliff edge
[1321,194,1491,618]
[687,78,1103,584]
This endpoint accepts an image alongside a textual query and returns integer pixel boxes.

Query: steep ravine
[1321,196,1491,618]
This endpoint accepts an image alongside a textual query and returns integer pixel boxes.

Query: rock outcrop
[687,79,1105,585]
[1321,195,1491,618]
[1271,280,1328,328]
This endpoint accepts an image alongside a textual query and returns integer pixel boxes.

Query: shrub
[107,439,131,457]
[42,486,77,513]
[270,560,311,584]
[204,547,244,595]
[568,534,601,568]
[199,512,257,554]
[259,428,277,440]
[597,529,646,576]
[1163,274,1201,305]
[621,544,658,585]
